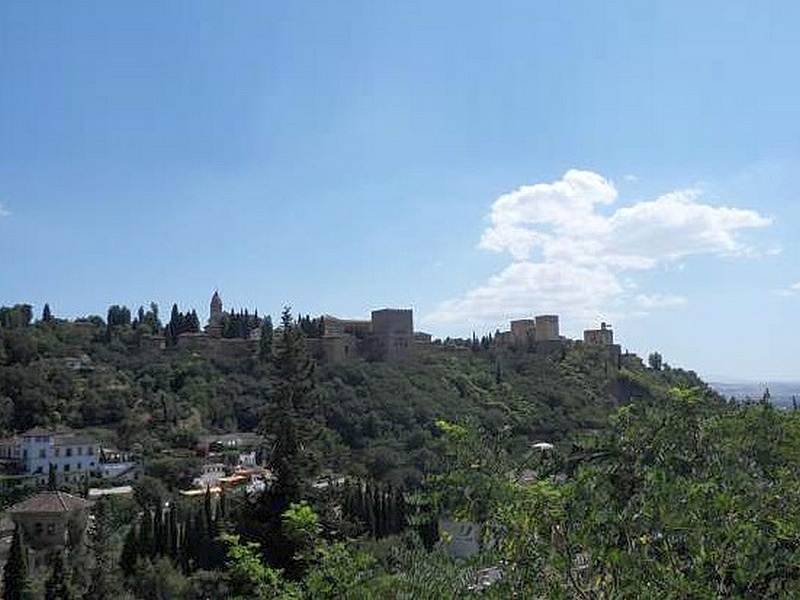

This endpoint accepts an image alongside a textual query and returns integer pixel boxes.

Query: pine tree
[4,526,26,600]
[259,316,274,360]
[263,307,322,503]
[41,303,53,323]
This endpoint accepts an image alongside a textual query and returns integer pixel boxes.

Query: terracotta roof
[6,491,93,514]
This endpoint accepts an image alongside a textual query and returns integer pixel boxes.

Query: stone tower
[208,291,223,338]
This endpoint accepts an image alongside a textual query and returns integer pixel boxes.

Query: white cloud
[635,294,687,309]
[427,170,771,330]
[623,174,639,183]
[779,282,800,297]
[0,203,9,217]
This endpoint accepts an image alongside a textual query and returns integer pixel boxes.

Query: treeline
[2,301,752,598]
[0,300,708,480]
[121,488,228,575]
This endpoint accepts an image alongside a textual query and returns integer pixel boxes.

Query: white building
[0,428,101,485]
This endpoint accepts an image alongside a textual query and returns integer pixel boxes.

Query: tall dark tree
[4,526,26,600]
[47,463,57,491]
[44,551,72,600]
[106,305,131,328]
[260,315,274,360]
[0,305,33,328]
[41,303,53,323]
[119,525,139,577]
[86,498,123,600]
[648,351,663,371]
[263,307,322,503]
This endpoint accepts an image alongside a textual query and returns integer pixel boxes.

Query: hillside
[0,305,709,487]
[9,305,800,599]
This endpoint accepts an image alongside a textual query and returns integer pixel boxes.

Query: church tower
[208,290,223,338]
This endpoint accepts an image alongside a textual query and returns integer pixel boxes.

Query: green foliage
[129,556,188,600]
[263,307,323,502]
[648,351,663,370]
[281,389,800,598]
[3,526,27,600]
[425,419,513,524]
[0,305,32,329]
[219,533,300,599]
[301,542,381,599]
[222,309,260,340]
[106,305,131,329]
[45,551,73,600]
[282,502,320,543]
[165,304,200,344]
[86,497,125,599]
[41,303,53,323]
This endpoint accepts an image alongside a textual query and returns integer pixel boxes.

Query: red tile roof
[6,491,93,514]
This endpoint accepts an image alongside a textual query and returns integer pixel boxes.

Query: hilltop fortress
[306,309,418,362]
[143,291,620,363]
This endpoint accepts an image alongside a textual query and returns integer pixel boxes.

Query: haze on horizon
[1,2,799,381]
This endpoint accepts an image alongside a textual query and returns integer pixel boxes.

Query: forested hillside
[7,302,786,599]
[0,302,705,486]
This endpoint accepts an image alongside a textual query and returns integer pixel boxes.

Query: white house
[0,428,137,485]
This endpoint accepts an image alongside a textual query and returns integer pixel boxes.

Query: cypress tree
[153,504,165,556]
[45,551,72,600]
[120,524,139,577]
[181,511,200,572]
[86,497,123,599]
[203,486,213,539]
[167,504,179,561]
[47,463,57,490]
[3,526,26,600]
[139,510,154,558]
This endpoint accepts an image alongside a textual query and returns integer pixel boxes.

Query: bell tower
[208,291,223,338]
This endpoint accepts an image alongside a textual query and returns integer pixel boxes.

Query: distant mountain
[711,381,800,407]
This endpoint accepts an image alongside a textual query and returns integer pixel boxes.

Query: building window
[78,447,83,456]
[46,523,55,535]
[38,449,46,459]
[55,448,60,457]
[66,448,72,457]
[87,447,94,456]
[34,522,43,535]
[64,464,70,472]
[77,463,82,470]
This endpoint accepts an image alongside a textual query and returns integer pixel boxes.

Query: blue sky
[1,1,799,381]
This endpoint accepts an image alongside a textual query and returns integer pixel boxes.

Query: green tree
[86,498,123,599]
[3,526,27,600]
[106,305,131,328]
[119,525,139,577]
[648,351,663,370]
[263,307,322,503]
[47,463,57,491]
[219,533,298,599]
[259,316,274,361]
[44,551,73,600]
[41,303,53,323]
